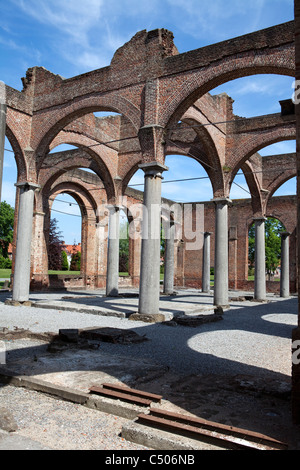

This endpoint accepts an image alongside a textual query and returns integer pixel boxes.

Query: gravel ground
[0,292,297,378]
[0,385,149,450]
[0,290,298,450]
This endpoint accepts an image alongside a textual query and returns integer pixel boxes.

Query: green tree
[61,250,69,271]
[48,218,64,270]
[248,217,285,279]
[119,221,129,273]
[265,218,284,279]
[0,201,14,258]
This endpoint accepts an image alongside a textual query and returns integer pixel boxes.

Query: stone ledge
[0,367,149,420]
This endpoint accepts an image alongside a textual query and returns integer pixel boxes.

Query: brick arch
[46,132,118,185]
[32,93,140,159]
[5,125,27,181]
[230,128,296,176]
[229,160,264,215]
[120,159,143,196]
[38,147,116,203]
[165,120,225,197]
[43,181,99,280]
[267,173,296,201]
[48,182,98,220]
[161,50,294,130]
[265,197,297,234]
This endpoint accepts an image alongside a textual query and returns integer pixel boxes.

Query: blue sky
[1,0,296,243]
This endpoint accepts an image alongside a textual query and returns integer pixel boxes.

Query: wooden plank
[89,386,152,406]
[101,383,162,402]
[137,413,285,451]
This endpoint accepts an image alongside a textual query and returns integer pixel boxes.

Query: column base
[5,299,32,307]
[161,291,177,296]
[214,305,230,314]
[128,313,172,323]
[106,288,119,297]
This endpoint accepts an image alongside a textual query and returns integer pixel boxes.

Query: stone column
[106,205,120,297]
[280,232,290,298]
[12,182,40,302]
[138,162,168,317]
[254,217,266,301]
[202,232,212,293]
[163,218,175,295]
[0,102,6,203]
[213,198,231,307]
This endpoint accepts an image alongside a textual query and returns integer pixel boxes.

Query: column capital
[212,197,232,206]
[139,124,165,132]
[106,203,123,212]
[139,161,168,177]
[253,216,267,222]
[15,181,41,191]
[280,231,291,237]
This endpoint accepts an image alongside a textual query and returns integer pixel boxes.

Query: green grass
[0,269,12,278]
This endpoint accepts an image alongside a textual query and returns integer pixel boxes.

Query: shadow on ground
[0,290,299,449]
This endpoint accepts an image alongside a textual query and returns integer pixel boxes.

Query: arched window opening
[2,137,17,208]
[230,171,251,200]
[211,74,294,119]
[49,193,81,274]
[49,143,78,154]
[248,217,286,281]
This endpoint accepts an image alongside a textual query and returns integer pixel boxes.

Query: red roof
[62,243,81,254]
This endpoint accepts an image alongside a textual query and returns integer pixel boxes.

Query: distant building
[61,242,81,268]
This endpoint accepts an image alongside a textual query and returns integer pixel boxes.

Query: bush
[70,251,81,271]
[61,250,69,271]
[0,256,12,269]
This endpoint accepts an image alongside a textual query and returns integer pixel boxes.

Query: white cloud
[14,0,104,45]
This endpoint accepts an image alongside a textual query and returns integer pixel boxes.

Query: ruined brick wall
[178,195,297,293]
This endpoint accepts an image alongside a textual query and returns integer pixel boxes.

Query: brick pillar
[228,226,238,290]
[31,210,49,290]
[95,218,108,288]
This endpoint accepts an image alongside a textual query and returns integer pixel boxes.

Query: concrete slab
[25,288,218,321]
